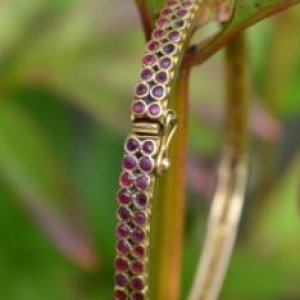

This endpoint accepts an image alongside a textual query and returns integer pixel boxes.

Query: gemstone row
[115,0,201,299]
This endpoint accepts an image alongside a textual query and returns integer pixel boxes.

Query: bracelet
[114,1,249,300]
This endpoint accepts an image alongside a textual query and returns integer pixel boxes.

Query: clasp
[155,109,178,175]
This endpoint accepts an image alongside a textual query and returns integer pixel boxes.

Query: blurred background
[0,0,300,299]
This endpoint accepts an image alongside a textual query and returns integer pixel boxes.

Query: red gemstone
[132,228,146,243]
[131,261,144,274]
[142,140,156,154]
[177,8,188,17]
[156,17,169,28]
[116,223,131,239]
[135,83,149,97]
[153,29,166,39]
[150,85,165,100]
[182,1,193,7]
[147,40,160,52]
[115,273,128,287]
[114,289,128,300]
[118,206,131,222]
[123,155,137,170]
[159,56,172,69]
[163,43,176,54]
[139,156,154,172]
[132,101,146,115]
[162,8,173,16]
[148,103,162,118]
[140,68,153,81]
[117,240,131,254]
[134,193,148,207]
[133,245,145,258]
[117,189,131,205]
[132,292,145,300]
[155,71,168,84]
[133,211,147,226]
[136,175,150,190]
[126,137,139,152]
[115,257,129,271]
[131,277,144,291]
[168,30,181,42]
[120,172,134,187]
[142,54,156,65]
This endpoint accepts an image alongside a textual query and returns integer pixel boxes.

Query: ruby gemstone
[182,1,193,7]
[148,103,162,118]
[153,29,166,39]
[132,228,146,243]
[117,240,131,255]
[126,137,139,152]
[132,101,146,115]
[120,172,134,187]
[116,223,131,239]
[139,156,154,172]
[133,245,145,258]
[162,8,173,16]
[156,17,169,28]
[115,257,129,271]
[155,71,168,84]
[147,40,160,52]
[131,261,144,274]
[114,289,128,300]
[177,8,188,17]
[131,277,144,291]
[135,193,148,207]
[117,189,131,205]
[140,68,153,81]
[123,155,137,171]
[136,175,150,190]
[132,292,145,300]
[159,56,172,69]
[118,206,131,222]
[163,43,176,55]
[142,54,156,65]
[135,83,149,97]
[133,211,147,226]
[115,273,128,287]
[142,140,156,154]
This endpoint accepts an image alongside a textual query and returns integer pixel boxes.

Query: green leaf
[0,101,98,270]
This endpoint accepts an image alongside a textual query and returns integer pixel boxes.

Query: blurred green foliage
[0,0,300,299]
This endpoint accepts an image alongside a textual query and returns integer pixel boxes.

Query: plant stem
[188,32,250,300]
[150,66,190,300]
[134,0,154,40]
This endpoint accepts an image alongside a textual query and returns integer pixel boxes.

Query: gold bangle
[114,1,202,299]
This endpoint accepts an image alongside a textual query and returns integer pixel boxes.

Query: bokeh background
[0,0,300,299]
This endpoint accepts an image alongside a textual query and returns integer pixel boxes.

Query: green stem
[150,66,190,300]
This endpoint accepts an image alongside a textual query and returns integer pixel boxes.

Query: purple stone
[182,1,193,7]
[115,257,129,271]
[114,289,128,300]
[163,43,176,55]
[136,175,150,190]
[118,206,131,222]
[135,193,148,207]
[132,101,146,115]
[115,273,128,287]
[139,156,154,172]
[117,189,131,205]
[131,261,144,275]
[148,103,162,118]
[123,155,137,170]
[155,71,168,84]
[133,211,147,226]
[135,83,149,97]
[147,40,160,52]
[168,30,181,42]
[132,292,145,300]
[153,29,166,39]
[117,240,130,254]
[151,85,165,100]
[131,277,144,291]
[126,137,139,152]
[132,228,146,243]
[142,54,156,65]
[175,20,185,28]
[142,140,155,154]
[140,68,153,81]
[116,223,131,239]
[120,172,133,187]
[177,8,188,17]
[159,57,172,69]
[133,245,145,258]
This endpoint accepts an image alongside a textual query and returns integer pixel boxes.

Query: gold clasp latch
[155,109,178,175]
